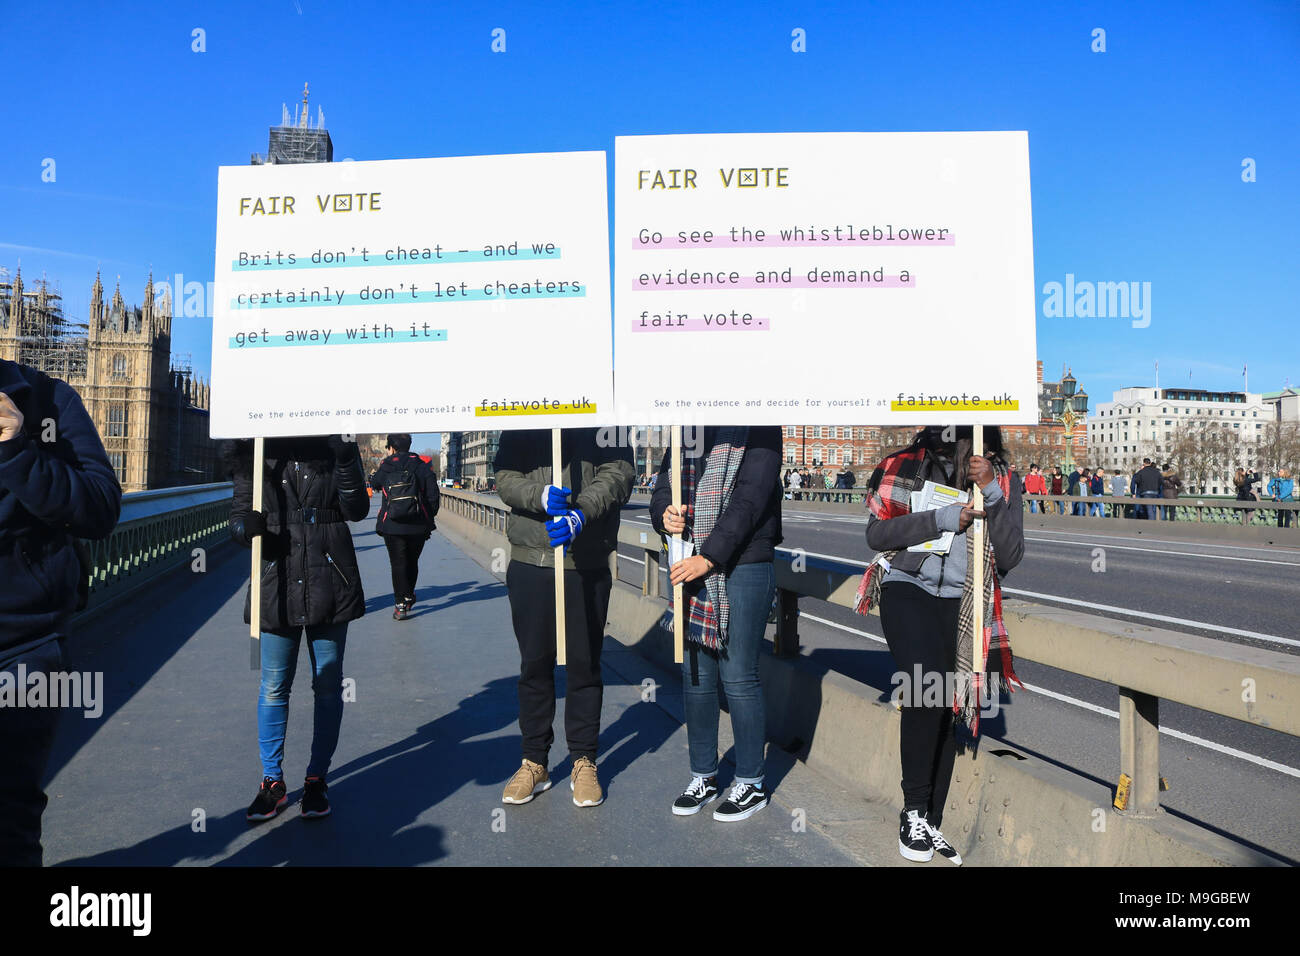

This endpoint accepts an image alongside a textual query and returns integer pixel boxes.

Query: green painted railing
[79,482,234,618]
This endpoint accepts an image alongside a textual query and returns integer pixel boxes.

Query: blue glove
[546,508,585,550]
[540,484,571,516]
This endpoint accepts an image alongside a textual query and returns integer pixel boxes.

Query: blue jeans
[258,623,348,781]
[1140,491,1161,520]
[681,561,774,784]
[1028,498,1039,514]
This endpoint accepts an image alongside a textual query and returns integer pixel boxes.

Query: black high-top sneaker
[246,776,288,822]
[712,780,768,821]
[672,775,719,816]
[925,815,962,865]
[898,809,934,862]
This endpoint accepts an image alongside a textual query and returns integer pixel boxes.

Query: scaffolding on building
[250,83,333,165]
[0,268,89,381]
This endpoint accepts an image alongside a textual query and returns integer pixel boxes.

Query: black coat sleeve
[0,377,122,539]
[421,460,441,516]
[698,427,781,568]
[229,466,255,548]
[649,447,673,535]
[335,454,370,522]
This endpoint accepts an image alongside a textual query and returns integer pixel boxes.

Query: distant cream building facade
[1088,386,1268,494]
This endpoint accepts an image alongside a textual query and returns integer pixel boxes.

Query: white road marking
[1005,526,1300,557]
[796,613,1300,778]
[1024,536,1300,567]
[1000,588,1300,648]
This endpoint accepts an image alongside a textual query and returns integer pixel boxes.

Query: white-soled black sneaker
[712,781,768,821]
[925,816,962,865]
[898,809,934,862]
[672,775,719,816]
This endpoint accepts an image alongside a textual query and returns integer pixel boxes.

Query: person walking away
[650,427,783,822]
[857,426,1025,865]
[227,435,369,822]
[0,359,121,866]
[494,429,634,809]
[370,434,441,620]
[1160,463,1182,521]
[1134,458,1164,520]
[1268,468,1294,529]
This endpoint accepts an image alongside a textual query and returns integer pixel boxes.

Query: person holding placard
[650,426,783,822]
[856,426,1024,865]
[493,429,634,809]
[369,433,440,621]
[225,435,369,822]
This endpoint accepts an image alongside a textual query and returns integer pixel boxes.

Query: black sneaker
[925,816,962,865]
[246,776,288,822]
[898,809,934,862]
[672,775,719,816]
[301,776,331,819]
[712,781,768,821]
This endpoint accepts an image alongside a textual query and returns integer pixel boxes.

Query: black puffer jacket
[226,437,369,633]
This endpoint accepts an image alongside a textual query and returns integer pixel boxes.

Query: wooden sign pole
[552,429,567,667]
[970,426,985,675]
[671,425,684,664]
[249,436,264,671]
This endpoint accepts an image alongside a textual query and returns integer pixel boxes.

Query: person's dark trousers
[0,640,65,866]
[383,534,426,605]
[1140,490,1161,520]
[879,581,960,827]
[506,560,611,767]
[1279,509,1293,529]
[681,561,774,783]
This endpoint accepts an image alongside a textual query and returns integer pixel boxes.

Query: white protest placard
[210,151,612,438]
[613,132,1038,425]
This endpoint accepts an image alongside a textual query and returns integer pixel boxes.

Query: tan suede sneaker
[570,755,604,807]
[502,759,551,805]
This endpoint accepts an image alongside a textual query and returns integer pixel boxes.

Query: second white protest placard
[613,132,1038,426]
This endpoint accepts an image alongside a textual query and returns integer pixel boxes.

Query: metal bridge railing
[78,482,235,619]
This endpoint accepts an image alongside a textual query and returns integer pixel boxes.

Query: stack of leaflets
[907,480,970,555]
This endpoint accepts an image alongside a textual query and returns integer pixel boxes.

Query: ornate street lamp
[1050,370,1088,471]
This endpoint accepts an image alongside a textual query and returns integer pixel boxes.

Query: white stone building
[1087,386,1269,494]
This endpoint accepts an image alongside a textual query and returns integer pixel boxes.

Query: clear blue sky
[2,0,1296,429]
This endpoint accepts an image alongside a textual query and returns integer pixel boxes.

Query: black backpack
[383,458,425,523]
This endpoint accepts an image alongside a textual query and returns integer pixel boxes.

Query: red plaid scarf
[853,441,1022,733]
[668,427,748,651]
